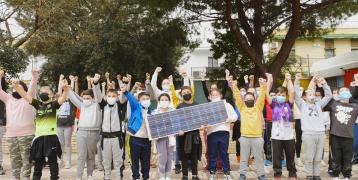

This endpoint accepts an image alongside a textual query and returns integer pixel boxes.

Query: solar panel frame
[146,100,229,140]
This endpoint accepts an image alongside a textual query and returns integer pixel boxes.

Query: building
[270,28,358,88]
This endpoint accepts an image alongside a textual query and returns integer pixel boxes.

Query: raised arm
[86,75,92,90]
[12,79,33,104]
[151,67,163,99]
[105,72,111,90]
[308,75,318,92]
[68,88,82,109]
[169,75,179,108]
[145,79,156,101]
[294,73,304,109]
[28,70,39,97]
[69,75,75,89]
[92,73,103,103]
[249,75,255,88]
[200,72,209,101]
[101,82,106,98]
[232,81,244,111]
[57,74,64,96]
[190,76,195,102]
[58,80,69,105]
[126,74,132,92]
[317,77,332,108]
[256,78,267,112]
[74,76,79,94]
[0,70,10,103]
[123,91,140,111]
[285,73,295,104]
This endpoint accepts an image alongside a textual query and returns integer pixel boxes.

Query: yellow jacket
[170,83,195,108]
[233,85,266,137]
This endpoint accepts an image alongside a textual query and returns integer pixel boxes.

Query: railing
[191,66,219,79]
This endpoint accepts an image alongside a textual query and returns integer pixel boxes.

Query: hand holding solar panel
[146,100,229,140]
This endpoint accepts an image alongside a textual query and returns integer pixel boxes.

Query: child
[153,93,175,180]
[122,85,152,180]
[12,78,69,180]
[324,86,358,180]
[57,75,77,169]
[0,73,6,175]
[69,74,102,180]
[294,73,332,179]
[207,88,238,180]
[176,86,202,180]
[93,82,125,180]
[267,73,297,179]
[0,70,38,179]
[232,77,267,180]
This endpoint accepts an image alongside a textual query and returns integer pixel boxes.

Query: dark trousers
[129,136,151,180]
[264,121,272,161]
[295,119,302,158]
[354,123,358,160]
[207,131,230,173]
[272,139,297,178]
[33,152,59,180]
[330,135,353,178]
[179,135,199,176]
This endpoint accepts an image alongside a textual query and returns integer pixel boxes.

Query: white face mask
[211,97,221,102]
[107,97,117,105]
[307,95,316,102]
[162,85,170,92]
[159,100,170,109]
[141,100,151,109]
[83,100,93,107]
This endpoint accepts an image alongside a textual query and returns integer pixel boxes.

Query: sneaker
[165,178,171,180]
[332,177,339,180]
[64,161,71,169]
[192,175,200,180]
[280,160,286,167]
[181,176,189,180]
[313,176,321,180]
[264,160,272,166]
[343,178,350,180]
[296,158,303,167]
[258,175,266,180]
[159,178,166,180]
[321,160,327,167]
[224,173,232,180]
[264,165,271,174]
[239,174,246,180]
[352,159,358,165]
[0,165,5,175]
[175,166,181,174]
[274,177,281,180]
[328,169,334,177]
[87,176,94,180]
[96,164,104,171]
[288,177,297,180]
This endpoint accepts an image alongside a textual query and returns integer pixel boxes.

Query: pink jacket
[0,77,37,137]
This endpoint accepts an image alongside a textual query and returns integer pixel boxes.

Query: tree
[4,0,197,88]
[180,0,358,84]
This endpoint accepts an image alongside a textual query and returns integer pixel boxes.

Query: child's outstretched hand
[93,73,101,84]
[295,73,302,80]
[0,70,4,78]
[32,70,39,79]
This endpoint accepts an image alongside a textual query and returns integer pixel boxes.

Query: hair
[244,92,255,99]
[180,86,192,95]
[138,91,150,99]
[82,89,94,98]
[158,93,171,101]
[209,88,222,95]
[315,87,324,97]
[301,90,306,97]
[275,86,288,94]
[107,89,118,95]
[19,81,28,92]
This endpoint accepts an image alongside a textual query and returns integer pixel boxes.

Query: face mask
[182,94,192,101]
[339,91,352,101]
[83,100,93,107]
[241,92,246,97]
[211,97,221,102]
[307,95,316,102]
[141,100,151,108]
[107,97,117,105]
[159,100,170,109]
[275,96,286,103]
[39,93,50,102]
[12,92,21,99]
[245,100,255,107]
[162,85,170,92]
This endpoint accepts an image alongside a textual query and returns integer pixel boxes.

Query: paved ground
[1,153,358,180]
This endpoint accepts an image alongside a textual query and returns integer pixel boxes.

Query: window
[351,39,358,51]
[208,57,218,67]
[324,39,335,58]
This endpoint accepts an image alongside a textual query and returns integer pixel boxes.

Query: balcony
[191,66,219,79]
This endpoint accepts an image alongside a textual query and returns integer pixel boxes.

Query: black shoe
[182,175,189,180]
[313,176,321,180]
[175,166,181,174]
[328,169,334,177]
[0,165,4,175]
[192,175,200,180]
[306,176,313,180]
[352,159,358,165]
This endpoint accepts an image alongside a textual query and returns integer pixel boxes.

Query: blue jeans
[129,136,151,180]
[354,123,358,160]
[207,131,230,173]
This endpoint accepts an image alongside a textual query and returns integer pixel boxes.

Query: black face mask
[39,93,50,102]
[182,93,192,101]
[12,92,22,99]
[245,100,255,107]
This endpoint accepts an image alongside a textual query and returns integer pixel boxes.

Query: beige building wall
[334,39,352,55]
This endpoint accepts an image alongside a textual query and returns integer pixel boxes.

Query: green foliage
[0,45,28,78]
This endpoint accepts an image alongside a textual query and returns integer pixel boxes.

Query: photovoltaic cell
[146,100,229,140]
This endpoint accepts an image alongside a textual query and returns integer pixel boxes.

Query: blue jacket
[124,92,152,135]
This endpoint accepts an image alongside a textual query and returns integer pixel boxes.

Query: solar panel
[146,100,229,140]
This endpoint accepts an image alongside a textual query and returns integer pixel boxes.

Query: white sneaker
[343,178,350,180]
[332,177,339,180]
[224,174,233,180]
[264,166,271,174]
[209,174,215,180]
[296,158,303,167]
[64,161,71,169]
[159,178,166,180]
[165,177,171,180]
[321,160,327,167]
[87,175,94,180]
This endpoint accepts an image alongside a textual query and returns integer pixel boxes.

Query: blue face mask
[339,91,352,100]
[275,96,286,103]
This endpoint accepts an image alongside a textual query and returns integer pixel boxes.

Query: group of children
[0,67,357,180]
